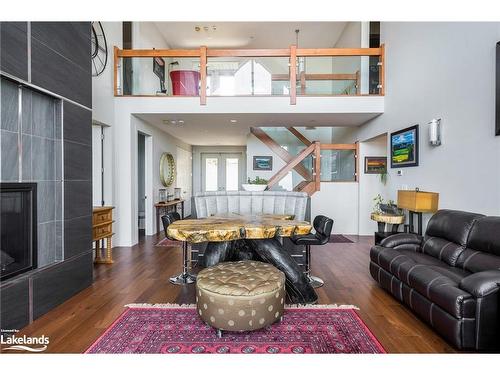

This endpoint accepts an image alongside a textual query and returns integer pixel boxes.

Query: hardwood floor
[8,234,456,353]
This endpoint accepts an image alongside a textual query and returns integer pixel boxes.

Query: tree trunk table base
[203,238,318,305]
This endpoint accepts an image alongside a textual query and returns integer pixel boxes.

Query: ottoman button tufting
[196,260,286,333]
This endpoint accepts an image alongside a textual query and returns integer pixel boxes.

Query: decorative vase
[242,184,267,192]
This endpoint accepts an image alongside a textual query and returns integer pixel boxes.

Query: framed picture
[365,157,387,174]
[390,125,419,168]
[253,156,273,171]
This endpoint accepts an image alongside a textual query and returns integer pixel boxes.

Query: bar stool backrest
[162,212,181,240]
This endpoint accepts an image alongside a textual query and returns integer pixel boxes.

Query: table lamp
[397,189,439,235]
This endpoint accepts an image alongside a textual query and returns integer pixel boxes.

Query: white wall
[91,22,122,207]
[311,183,359,234]
[351,22,500,226]
[132,22,171,95]
[246,133,286,184]
[358,134,389,235]
[133,116,192,239]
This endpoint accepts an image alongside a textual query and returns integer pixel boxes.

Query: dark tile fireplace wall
[0,22,92,331]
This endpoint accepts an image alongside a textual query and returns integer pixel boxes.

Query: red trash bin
[170,70,200,96]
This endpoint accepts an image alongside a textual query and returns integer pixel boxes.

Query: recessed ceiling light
[178,120,184,124]
[230,119,237,123]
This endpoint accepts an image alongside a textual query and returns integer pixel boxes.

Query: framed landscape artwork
[253,156,273,171]
[365,157,387,174]
[390,125,419,168]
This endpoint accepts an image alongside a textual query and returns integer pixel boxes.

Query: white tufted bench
[193,191,309,221]
[196,260,286,335]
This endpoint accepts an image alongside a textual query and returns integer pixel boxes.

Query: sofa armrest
[380,233,423,248]
[459,270,500,298]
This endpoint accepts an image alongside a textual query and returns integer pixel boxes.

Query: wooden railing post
[378,43,385,96]
[200,46,207,105]
[314,141,321,191]
[113,46,119,96]
[290,45,297,105]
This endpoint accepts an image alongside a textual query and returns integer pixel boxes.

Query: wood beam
[250,128,311,180]
[118,49,200,57]
[296,47,383,57]
[200,46,207,105]
[207,48,290,57]
[379,44,385,95]
[314,142,321,191]
[286,127,311,146]
[267,143,316,189]
[320,144,357,150]
[113,46,119,96]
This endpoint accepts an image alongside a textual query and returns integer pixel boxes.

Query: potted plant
[242,176,268,192]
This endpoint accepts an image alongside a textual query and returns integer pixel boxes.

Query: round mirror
[159,152,175,187]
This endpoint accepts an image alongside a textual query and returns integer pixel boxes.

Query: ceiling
[136,113,380,146]
[152,22,349,49]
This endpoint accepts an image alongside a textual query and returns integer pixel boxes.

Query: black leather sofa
[370,209,500,350]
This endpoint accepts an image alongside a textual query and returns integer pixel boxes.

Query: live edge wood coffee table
[167,214,318,304]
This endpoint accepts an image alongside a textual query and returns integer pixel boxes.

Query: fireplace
[0,183,37,281]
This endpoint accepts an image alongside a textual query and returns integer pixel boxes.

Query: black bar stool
[161,212,196,285]
[291,215,334,288]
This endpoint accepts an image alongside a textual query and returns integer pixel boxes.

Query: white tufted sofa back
[193,191,309,221]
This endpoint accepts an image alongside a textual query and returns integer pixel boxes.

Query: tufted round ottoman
[196,260,286,334]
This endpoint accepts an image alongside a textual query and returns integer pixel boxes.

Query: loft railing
[113,44,385,105]
[250,127,359,196]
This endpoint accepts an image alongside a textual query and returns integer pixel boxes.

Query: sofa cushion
[422,210,484,266]
[420,236,466,267]
[425,210,484,247]
[455,216,500,273]
[370,246,474,319]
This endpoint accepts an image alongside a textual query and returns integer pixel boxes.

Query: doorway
[137,133,146,237]
[201,153,243,192]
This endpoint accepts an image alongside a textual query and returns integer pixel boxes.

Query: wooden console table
[155,199,185,234]
[93,206,115,264]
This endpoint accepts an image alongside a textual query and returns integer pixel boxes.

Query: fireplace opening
[1,183,37,281]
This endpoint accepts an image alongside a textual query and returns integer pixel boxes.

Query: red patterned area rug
[85,304,385,354]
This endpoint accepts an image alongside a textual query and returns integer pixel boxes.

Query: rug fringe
[125,303,359,310]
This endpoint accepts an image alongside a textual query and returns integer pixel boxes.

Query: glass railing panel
[296,55,379,96]
[206,57,289,96]
[118,57,200,96]
[320,149,356,182]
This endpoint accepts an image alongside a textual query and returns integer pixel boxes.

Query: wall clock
[91,21,108,77]
[159,153,176,187]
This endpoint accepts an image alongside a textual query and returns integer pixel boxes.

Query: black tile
[64,141,91,181]
[37,221,56,267]
[31,22,91,74]
[31,90,56,139]
[21,87,32,134]
[0,22,28,81]
[0,130,19,181]
[0,278,30,331]
[32,252,92,320]
[37,181,56,223]
[21,134,32,181]
[31,38,91,108]
[1,77,19,132]
[63,101,91,145]
[64,215,92,259]
[64,180,92,219]
[31,136,55,181]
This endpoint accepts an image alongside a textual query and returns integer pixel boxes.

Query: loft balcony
[112,45,385,113]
